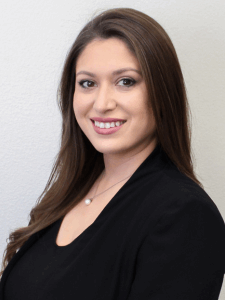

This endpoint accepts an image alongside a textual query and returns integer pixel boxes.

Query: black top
[1,144,225,300]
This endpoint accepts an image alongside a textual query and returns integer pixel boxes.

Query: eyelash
[78,78,137,89]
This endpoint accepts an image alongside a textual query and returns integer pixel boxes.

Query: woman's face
[73,37,157,156]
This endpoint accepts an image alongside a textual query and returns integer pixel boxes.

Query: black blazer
[1,144,225,300]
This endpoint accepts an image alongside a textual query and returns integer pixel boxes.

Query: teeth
[94,121,125,128]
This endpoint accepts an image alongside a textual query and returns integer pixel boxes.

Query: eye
[78,80,96,89]
[117,78,136,88]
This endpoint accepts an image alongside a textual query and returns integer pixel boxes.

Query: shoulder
[138,165,225,274]
[141,160,225,237]
[165,163,222,217]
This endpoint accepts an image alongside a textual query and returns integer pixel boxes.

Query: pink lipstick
[91,119,126,135]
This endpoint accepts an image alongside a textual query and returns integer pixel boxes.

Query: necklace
[85,171,133,205]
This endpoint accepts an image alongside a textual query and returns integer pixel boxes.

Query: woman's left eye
[117,78,136,87]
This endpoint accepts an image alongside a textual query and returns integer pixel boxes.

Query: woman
[1,7,225,300]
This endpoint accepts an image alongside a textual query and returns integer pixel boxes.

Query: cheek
[73,100,86,132]
[73,95,85,119]
[135,99,156,133]
[126,90,151,120]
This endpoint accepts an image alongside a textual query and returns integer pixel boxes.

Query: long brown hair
[0,7,203,277]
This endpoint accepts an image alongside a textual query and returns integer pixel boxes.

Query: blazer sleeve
[127,197,225,300]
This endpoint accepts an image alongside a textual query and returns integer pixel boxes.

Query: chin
[91,143,127,154]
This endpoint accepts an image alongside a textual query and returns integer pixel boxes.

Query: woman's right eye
[78,80,96,89]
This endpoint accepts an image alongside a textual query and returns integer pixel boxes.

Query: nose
[92,82,116,113]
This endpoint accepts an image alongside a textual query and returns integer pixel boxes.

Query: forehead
[76,38,140,72]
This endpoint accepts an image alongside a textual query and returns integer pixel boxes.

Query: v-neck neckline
[53,143,163,250]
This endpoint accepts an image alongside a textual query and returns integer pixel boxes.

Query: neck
[101,139,158,185]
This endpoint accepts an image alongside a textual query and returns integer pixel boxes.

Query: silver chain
[91,171,133,200]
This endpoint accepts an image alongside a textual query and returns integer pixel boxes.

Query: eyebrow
[76,68,142,77]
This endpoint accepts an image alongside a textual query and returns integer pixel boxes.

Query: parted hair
[0,7,202,277]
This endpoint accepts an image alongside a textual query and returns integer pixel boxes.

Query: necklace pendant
[85,198,92,205]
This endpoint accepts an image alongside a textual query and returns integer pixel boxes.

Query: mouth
[90,119,127,135]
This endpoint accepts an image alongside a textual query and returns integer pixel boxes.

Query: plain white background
[0,0,225,298]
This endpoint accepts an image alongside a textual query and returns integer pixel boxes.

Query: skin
[73,37,158,188]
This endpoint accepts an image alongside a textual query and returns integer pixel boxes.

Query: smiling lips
[91,119,126,135]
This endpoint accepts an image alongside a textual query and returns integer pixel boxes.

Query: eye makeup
[78,78,137,89]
